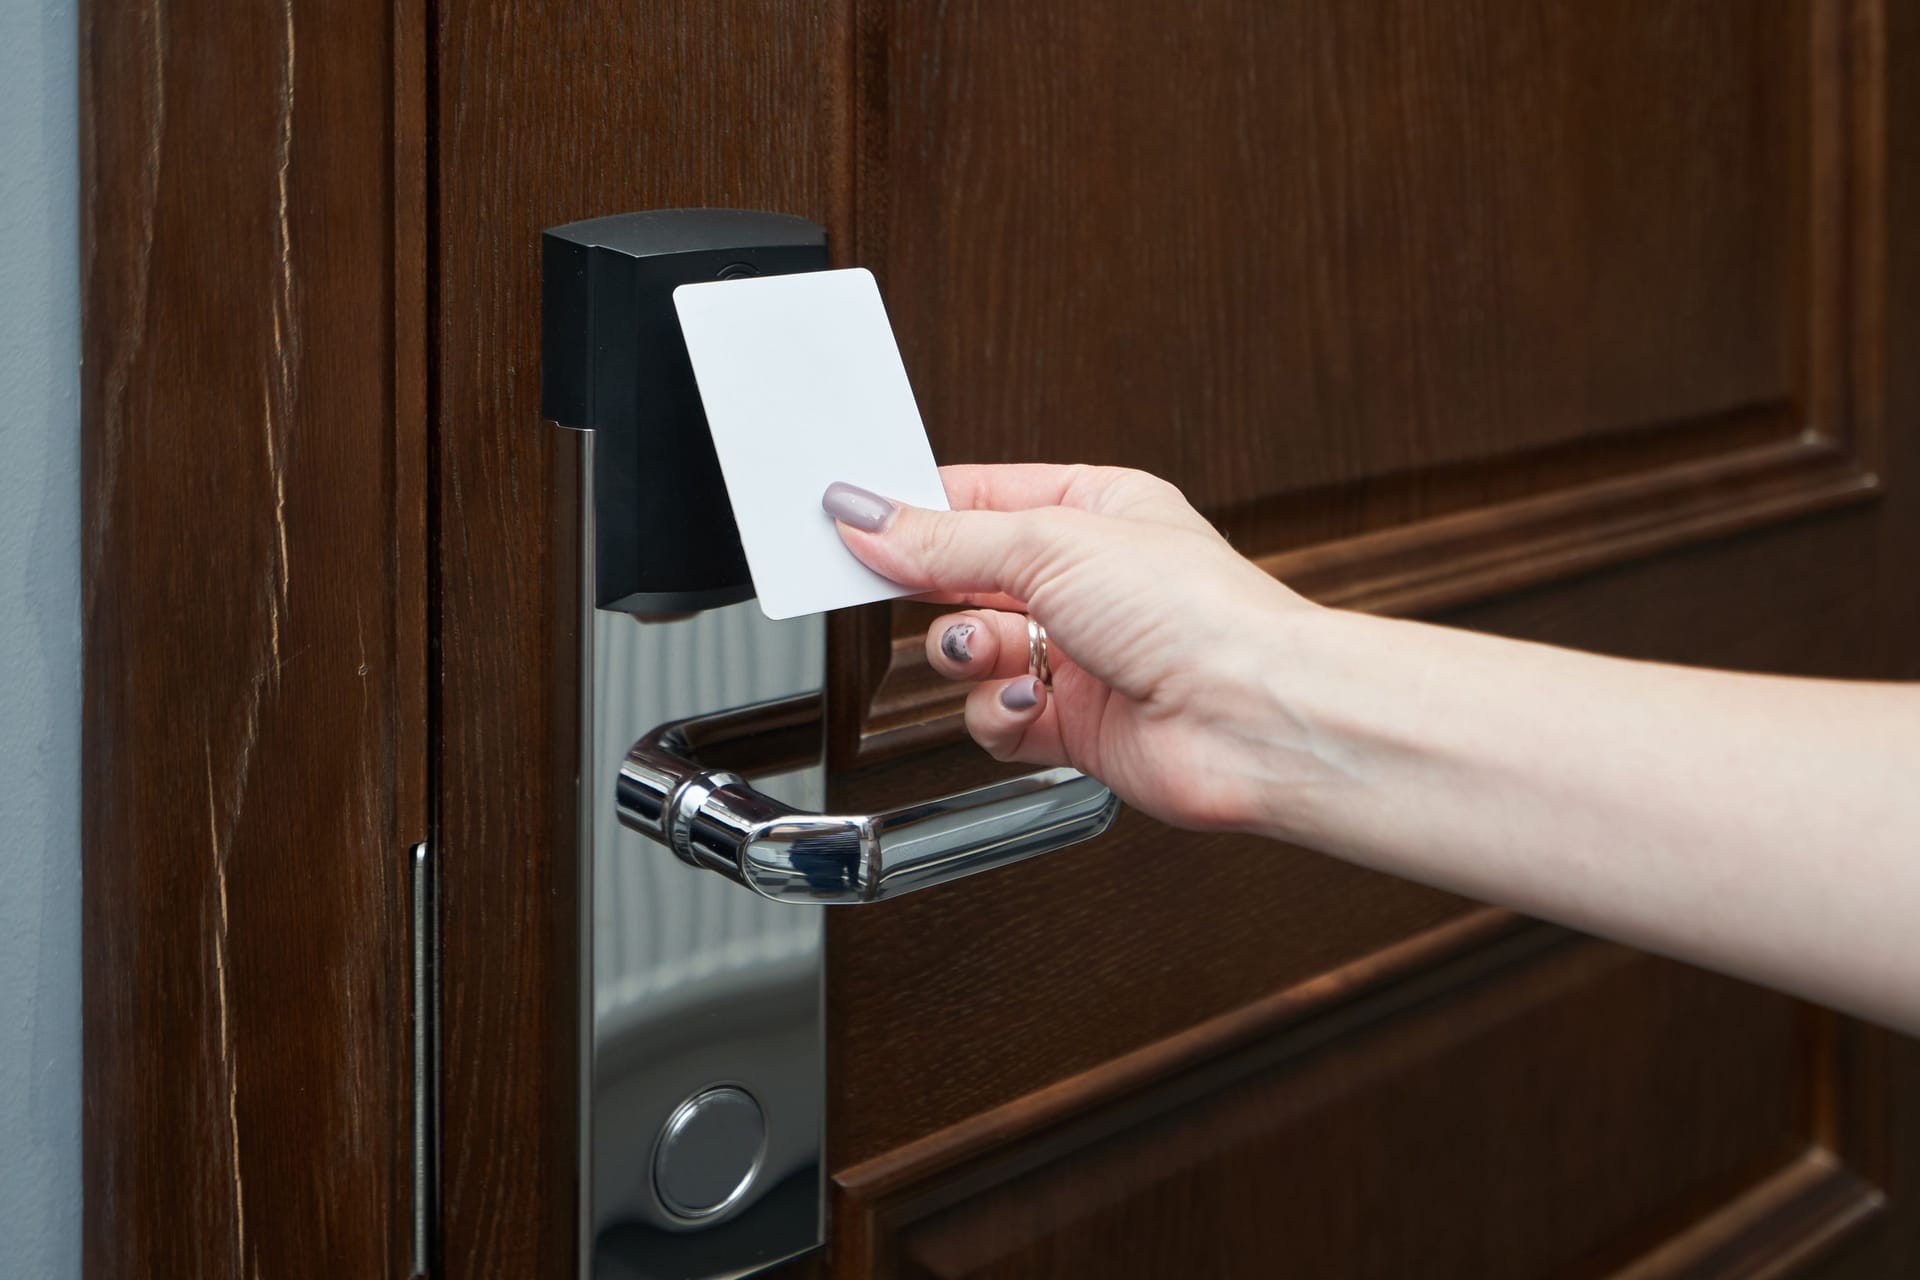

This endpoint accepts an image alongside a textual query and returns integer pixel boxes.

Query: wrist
[1225,601,1399,848]
[1167,594,1367,852]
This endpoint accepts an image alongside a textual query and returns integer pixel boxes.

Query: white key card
[672,267,948,620]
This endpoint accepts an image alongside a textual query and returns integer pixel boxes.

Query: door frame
[81,0,429,1272]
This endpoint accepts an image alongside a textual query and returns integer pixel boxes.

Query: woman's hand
[826,461,1920,1032]
[822,464,1328,834]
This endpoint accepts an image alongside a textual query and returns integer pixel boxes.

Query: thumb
[821,481,1081,601]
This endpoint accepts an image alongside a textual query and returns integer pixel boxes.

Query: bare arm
[1256,608,1920,1031]
[824,463,1920,1032]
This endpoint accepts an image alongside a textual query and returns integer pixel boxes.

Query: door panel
[824,802,1475,1167]
[846,941,1844,1279]
[843,0,1878,755]
[429,1,1920,1277]
[877,0,1799,489]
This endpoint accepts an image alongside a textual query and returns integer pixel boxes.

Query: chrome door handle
[617,693,1120,903]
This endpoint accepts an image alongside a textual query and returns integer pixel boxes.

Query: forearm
[1263,607,1920,1031]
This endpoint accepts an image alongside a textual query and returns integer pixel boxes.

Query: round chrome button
[651,1086,767,1221]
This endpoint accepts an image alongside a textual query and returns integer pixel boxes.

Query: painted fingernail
[999,677,1042,710]
[940,623,977,663]
[821,481,897,533]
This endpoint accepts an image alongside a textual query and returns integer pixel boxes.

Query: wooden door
[433,0,1920,1274]
[800,5,1918,1273]
[84,0,1920,1276]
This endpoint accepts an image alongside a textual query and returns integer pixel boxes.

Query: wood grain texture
[836,940,1842,1279]
[80,0,426,1274]
[869,0,1802,497]
[80,0,1920,1275]
[430,1,843,1273]
[1607,1151,1884,1280]
[844,0,1888,762]
[440,0,1918,1274]
[833,910,1531,1201]
[417,0,1920,1272]
[824,790,1476,1167]
[825,0,1920,1276]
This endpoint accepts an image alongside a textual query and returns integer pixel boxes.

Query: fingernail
[821,481,897,533]
[999,677,1042,710]
[940,623,977,663]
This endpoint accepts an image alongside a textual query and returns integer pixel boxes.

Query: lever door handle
[617,694,1120,903]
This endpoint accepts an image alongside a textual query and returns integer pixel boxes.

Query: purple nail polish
[999,677,1042,710]
[940,623,977,663]
[821,481,897,533]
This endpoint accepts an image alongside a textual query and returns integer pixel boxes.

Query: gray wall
[0,0,81,1274]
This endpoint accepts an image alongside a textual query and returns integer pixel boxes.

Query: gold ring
[1026,618,1052,688]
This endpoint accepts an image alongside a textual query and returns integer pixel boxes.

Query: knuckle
[903,510,965,581]
[1070,465,1191,520]
[966,691,1020,761]
[1004,510,1076,597]
[1146,473,1191,504]
[1034,506,1101,561]
[1115,466,1189,506]
[918,510,965,562]
[981,731,1024,763]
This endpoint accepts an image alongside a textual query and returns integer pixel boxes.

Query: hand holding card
[672,267,949,620]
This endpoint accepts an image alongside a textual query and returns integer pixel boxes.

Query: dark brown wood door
[80,0,1920,1276]
[430,0,1920,1276]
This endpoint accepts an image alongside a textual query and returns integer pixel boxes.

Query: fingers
[831,495,1089,601]
[824,464,1215,600]
[937,464,1093,512]
[908,588,1032,613]
[932,613,1074,767]
[940,463,1216,533]
[925,609,1038,681]
[962,676,1069,766]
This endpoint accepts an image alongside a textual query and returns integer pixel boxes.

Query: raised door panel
[841,0,1883,755]
[836,938,1886,1279]
[824,811,1483,1167]
[876,1,1800,491]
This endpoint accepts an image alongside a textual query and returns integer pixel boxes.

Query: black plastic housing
[542,209,829,612]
